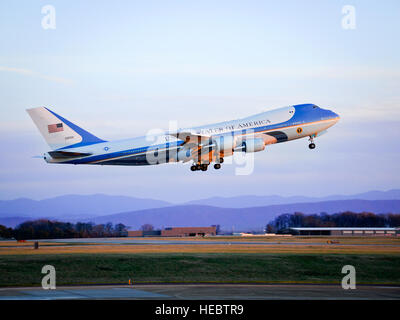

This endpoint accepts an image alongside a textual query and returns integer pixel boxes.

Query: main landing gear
[308,136,316,149]
[190,158,224,172]
[190,163,208,171]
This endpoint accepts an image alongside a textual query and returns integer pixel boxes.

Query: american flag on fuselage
[48,123,64,133]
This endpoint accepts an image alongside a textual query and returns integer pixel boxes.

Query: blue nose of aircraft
[331,110,340,119]
[320,106,340,120]
[318,106,340,123]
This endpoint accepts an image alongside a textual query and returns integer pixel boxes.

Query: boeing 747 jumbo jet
[27,104,340,172]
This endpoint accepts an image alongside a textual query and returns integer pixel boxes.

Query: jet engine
[239,138,265,153]
[213,135,237,156]
[176,148,192,162]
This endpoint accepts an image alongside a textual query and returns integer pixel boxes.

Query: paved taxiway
[0,284,399,300]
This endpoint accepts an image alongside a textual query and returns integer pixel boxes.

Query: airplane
[27,104,340,172]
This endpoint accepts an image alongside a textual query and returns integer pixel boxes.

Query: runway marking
[0,288,168,300]
[0,285,398,300]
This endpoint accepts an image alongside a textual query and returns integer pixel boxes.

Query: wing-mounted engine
[175,134,238,164]
[176,147,193,162]
[236,138,266,153]
[213,135,237,157]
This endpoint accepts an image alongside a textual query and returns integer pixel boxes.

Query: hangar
[127,227,217,237]
[161,227,216,237]
[290,227,399,236]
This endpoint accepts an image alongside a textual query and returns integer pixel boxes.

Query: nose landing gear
[308,136,316,149]
[213,157,223,170]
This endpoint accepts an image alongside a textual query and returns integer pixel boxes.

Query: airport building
[127,230,161,237]
[289,227,399,236]
[127,226,217,237]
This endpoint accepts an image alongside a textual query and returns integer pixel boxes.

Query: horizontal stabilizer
[48,151,93,159]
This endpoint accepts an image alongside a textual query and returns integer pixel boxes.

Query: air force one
[27,104,340,172]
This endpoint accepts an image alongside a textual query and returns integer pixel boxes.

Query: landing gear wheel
[190,165,197,171]
[308,136,316,150]
[214,163,221,170]
[219,158,224,164]
[201,164,208,171]
[196,164,201,170]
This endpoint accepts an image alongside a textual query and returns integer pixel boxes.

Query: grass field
[0,237,399,287]
[1,253,400,287]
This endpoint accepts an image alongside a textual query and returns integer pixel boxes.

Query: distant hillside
[0,217,31,229]
[185,189,400,208]
[1,191,400,229]
[0,194,171,220]
[89,200,400,231]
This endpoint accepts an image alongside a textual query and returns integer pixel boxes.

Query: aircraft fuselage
[28,103,340,170]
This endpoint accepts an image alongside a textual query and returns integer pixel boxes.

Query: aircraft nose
[331,111,340,119]
[328,110,340,125]
[324,108,339,120]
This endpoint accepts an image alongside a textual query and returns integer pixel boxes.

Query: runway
[0,284,399,300]
[35,237,400,247]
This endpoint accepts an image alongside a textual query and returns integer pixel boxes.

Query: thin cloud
[125,65,400,80]
[0,66,73,85]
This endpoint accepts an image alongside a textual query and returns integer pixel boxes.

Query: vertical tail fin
[26,107,106,150]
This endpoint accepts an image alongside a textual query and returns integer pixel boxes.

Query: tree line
[266,211,400,233]
[0,219,128,240]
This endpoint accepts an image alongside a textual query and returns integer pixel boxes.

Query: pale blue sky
[0,0,399,202]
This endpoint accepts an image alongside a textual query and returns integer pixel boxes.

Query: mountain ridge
[1,190,400,229]
[183,189,400,208]
[86,199,400,231]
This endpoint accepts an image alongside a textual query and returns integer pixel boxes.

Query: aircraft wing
[48,150,93,159]
[168,130,211,145]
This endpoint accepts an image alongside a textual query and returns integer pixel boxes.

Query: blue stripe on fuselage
[64,140,184,164]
